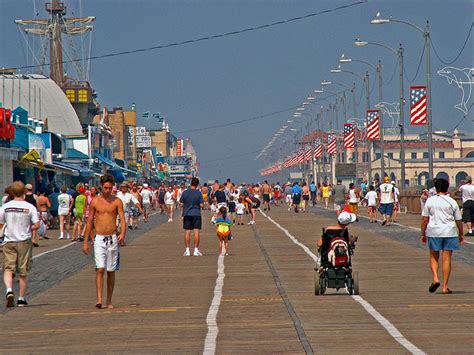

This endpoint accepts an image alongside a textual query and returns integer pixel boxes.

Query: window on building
[411,152,417,159]
[376,153,381,160]
[439,151,445,159]
[78,89,88,103]
[352,152,358,162]
[423,152,429,159]
[362,152,368,162]
[65,89,75,102]
[388,152,394,159]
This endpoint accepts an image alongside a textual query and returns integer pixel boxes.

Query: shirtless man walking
[261,180,272,211]
[83,174,126,309]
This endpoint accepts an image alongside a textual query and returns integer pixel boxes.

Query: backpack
[327,236,349,267]
[216,223,231,239]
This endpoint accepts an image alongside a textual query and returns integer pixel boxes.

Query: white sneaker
[193,249,202,257]
[168,218,171,223]
[183,249,191,257]
[66,234,71,240]
[58,235,64,240]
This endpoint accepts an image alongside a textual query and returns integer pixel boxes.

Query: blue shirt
[310,183,316,192]
[179,189,204,217]
[292,185,302,195]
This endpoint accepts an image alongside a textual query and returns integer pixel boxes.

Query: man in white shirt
[421,178,463,294]
[364,185,378,223]
[457,175,474,236]
[377,176,395,226]
[140,183,153,223]
[0,181,40,307]
[391,181,400,223]
[116,183,142,231]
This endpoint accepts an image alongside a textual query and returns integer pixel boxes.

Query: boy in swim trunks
[83,174,126,309]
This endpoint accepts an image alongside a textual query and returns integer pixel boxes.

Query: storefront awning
[53,161,95,178]
[94,152,120,169]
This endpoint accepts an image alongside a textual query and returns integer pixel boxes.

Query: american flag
[343,123,355,148]
[327,134,337,155]
[410,86,427,125]
[304,147,312,161]
[297,150,305,164]
[314,142,323,159]
[290,153,299,166]
[366,110,380,140]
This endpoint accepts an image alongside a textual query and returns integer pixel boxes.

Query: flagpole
[377,60,385,179]
[365,71,372,184]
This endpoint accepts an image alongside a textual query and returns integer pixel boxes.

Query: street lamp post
[355,38,407,190]
[371,13,434,182]
[376,60,385,179]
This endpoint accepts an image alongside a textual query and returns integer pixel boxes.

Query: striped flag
[304,147,312,161]
[314,142,323,159]
[297,150,305,164]
[343,123,355,148]
[410,86,427,125]
[142,111,150,119]
[327,134,337,155]
[366,110,380,140]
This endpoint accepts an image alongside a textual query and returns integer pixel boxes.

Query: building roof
[0,74,82,136]
[373,140,454,149]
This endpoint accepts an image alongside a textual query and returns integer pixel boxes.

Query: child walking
[235,197,245,225]
[215,206,232,256]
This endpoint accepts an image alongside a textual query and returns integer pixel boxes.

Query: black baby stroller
[314,227,359,295]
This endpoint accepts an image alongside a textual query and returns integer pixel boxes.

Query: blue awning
[53,161,95,178]
[94,152,120,169]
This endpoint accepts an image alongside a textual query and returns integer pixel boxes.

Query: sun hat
[337,211,357,225]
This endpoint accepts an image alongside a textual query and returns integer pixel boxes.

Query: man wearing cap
[140,183,153,223]
[317,211,357,248]
[457,176,474,236]
[377,176,395,226]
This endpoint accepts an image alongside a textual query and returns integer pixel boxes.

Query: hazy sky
[1,0,472,182]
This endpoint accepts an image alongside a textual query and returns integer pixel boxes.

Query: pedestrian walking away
[179,177,204,257]
[141,183,153,223]
[0,181,40,307]
[332,179,347,215]
[57,185,73,240]
[377,176,395,226]
[421,178,463,294]
[457,175,474,236]
[83,174,126,309]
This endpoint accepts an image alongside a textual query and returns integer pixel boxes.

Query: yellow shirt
[322,186,330,198]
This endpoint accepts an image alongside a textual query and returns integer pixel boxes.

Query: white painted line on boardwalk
[259,210,426,355]
[203,255,226,355]
[31,210,162,261]
[32,242,76,260]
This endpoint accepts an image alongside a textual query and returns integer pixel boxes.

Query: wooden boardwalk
[1,206,473,353]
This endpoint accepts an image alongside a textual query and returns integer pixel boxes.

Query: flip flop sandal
[95,303,102,309]
[442,288,452,294]
[429,282,440,293]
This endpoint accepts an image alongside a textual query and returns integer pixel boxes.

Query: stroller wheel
[352,271,359,295]
[314,271,321,296]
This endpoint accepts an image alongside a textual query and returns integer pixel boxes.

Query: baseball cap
[391,181,395,185]
[78,187,86,194]
[383,176,390,183]
[466,176,472,182]
[337,212,357,225]
[25,184,33,190]
[143,183,149,188]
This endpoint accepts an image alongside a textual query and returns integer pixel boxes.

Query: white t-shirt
[348,189,359,203]
[58,193,72,215]
[459,184,474,203]
[422,194,462,237]
[393,186,400,203]
[365,191,378,206]
[165,191,175,205]
[117,191,139,212]
[0,200,40,242]
[379,183,394,204]
[236,203,246,215]
[141,189,153,205]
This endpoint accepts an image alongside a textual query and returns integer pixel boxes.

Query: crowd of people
[0,173,472,308]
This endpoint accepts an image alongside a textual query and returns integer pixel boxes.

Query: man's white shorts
[286,194,292,204]
[142,202,151,214]
[94,234,120,272]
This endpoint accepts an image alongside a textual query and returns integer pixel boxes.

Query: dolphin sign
[437,66,474,114]
[375,102,400,128]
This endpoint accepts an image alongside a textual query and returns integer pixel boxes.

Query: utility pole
[399,43,406,190]
[365,71,372,184]
[425,21,434,181]
[377,60,385,178]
